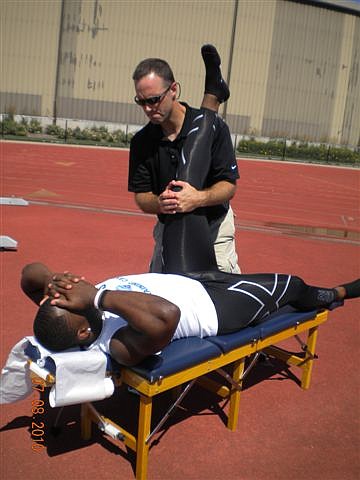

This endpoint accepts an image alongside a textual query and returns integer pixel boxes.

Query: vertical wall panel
[226,0,277,135]
[0,0,62,116]
[340,16,360,145]
[262,1,344,141]
[329,14,356,143]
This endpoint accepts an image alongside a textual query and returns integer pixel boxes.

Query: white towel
[0,337,33,404]
[1,337,115,407]
[48,349,114,407]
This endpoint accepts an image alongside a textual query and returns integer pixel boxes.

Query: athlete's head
[33,299,101,351]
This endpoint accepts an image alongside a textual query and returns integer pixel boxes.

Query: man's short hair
[132,58,175,84]
[33,300,78,351]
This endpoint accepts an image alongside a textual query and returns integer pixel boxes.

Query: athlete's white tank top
[91,273,218,353]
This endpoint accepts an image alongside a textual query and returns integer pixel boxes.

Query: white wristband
[93,289,107,310]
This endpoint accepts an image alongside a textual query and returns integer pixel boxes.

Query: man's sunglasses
[134,84,172,107]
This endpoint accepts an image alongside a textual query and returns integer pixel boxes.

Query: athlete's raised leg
[201,44,230,108]
[176,44,229,187]
[163,45,230,273]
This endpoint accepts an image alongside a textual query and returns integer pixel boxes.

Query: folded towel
[1,337,114,407]
[48,349,114,407]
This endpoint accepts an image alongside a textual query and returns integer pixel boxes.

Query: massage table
[25,306,328,480]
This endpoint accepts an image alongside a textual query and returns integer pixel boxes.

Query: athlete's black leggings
[186,271,338,333]
[161,111,338,325]
[162,109,218,273]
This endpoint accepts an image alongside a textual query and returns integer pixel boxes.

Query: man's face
[134,73,176,125]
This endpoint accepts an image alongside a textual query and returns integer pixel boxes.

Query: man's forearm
[135,192,160,214]
[196,180,236,207]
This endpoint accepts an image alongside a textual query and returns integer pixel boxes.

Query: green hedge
[1,115,132,147]
[237,138,359,165]
[2,115,358,165]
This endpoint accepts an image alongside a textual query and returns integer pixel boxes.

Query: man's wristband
[93,289,109,311]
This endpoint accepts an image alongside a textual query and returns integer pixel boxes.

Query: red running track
[1,141,359,480]
[2,141,359,235]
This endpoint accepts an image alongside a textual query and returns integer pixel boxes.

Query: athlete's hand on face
[42,271,84,303]
[49,271,85,289]
[47,277,97,313]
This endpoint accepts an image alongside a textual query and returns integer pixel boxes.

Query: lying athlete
[23,262,359,366]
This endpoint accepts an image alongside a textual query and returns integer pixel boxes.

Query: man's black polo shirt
[128,103,239,222]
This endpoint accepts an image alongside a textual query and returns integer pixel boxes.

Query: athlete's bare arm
[48,276,181,366]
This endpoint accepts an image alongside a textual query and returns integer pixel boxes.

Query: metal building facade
[1,0,359,146]
[1,1,62,118]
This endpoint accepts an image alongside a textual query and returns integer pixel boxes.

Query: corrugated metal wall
[1,0,359,145]
[1,0,62,117]
[52,0,236,126]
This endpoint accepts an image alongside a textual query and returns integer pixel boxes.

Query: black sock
[201,44,230,103]
[340,279,360,299]
[292,286,337,310]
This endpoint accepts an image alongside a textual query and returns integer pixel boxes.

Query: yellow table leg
[301,326,319,390]
[227,357,245,431]
[80,403,92,440]
[136,395,152,480]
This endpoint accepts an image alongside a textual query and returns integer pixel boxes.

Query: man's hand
[158,186,179,214]
[169,179,237,213]
[47,277,97,313]
[135,180,235,216]
[167,180,205,213]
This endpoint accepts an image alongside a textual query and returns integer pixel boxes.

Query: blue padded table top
[25,342,41,362]
[24,337,222,383]
[24,343,58,375]
[129,336,222,382]
[131,307,319,381]
[25,307,320,383]
[208,307,318,353]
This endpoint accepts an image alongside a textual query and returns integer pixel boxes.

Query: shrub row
[0,116,42,136]
[237,138,359,165]
[1,115,358,164]
[1,116,132,146]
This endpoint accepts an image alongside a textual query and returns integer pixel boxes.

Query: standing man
[128,45,240,273]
